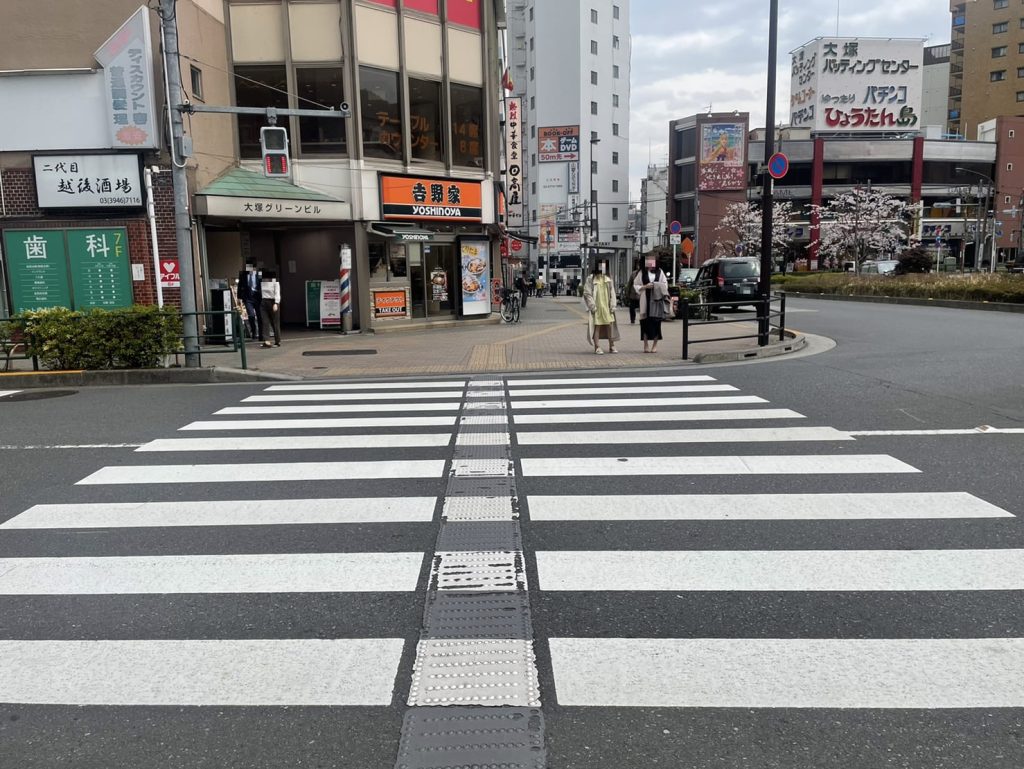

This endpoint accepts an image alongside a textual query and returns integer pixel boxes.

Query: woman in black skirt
[633,256,669,353]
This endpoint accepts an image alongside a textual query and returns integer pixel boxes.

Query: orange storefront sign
[372,288,408,319]
[380,174,483,222]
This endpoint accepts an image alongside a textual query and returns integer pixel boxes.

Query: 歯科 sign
[373,288,409,319]
[2,230,73,312]
[504,97,525,227]
[66,228,134,309]
[538,125,580,162]
[789,37,924,133]
[379,174,483,222]
[699,122,747,191]
[94,6,159,149]
[459,240,491,317]
[34,155,143,209]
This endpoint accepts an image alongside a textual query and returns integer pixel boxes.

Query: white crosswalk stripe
[217,402,461,414]
[242,390,464,402]
[516,426,853,445]
[521,454,919,476]
[511,395,767,409]
[136,434,452,451]
[0,390,21,398]
[77,459,445,484]
[180,415,457,430]
[508,384,738,397]
[513,408,805,424]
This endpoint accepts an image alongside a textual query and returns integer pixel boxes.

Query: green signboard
[66,228,133,310]
[3,230,72,312]
[306,280,322,326]
[2,227,132,313]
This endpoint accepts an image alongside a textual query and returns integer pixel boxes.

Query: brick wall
[1,166,181,307]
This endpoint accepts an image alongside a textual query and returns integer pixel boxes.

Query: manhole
[3,389,77,402]
[302,349,377,356]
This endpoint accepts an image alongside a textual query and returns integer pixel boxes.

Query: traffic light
[260,126,289,177]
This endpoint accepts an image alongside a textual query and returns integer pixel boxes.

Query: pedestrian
[625,259,641,324]
[237,264,262,342]
[515,271,529,308]
[260,269,282,347]
[583,260,619,355]
[634,255,669,353]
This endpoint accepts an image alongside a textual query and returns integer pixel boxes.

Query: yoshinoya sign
[94,6,159,149]
[380,174,483,222]
[33,154,142,209]
[789,37,924,132]
[504,97,525,227]
[538,125,580,162]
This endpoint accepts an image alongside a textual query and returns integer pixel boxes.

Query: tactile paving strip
[445,476,516,499]
[435,521,521,552]
[407,639,541,707]
[453,445,509,463]
[457,431,511,446]
[452,458,513,477]
[422,591,533,640]
[430,550,527,592]
[468,379,504,387]
[396,707,545,769]
[460,414,508,426]
[442,495,517,521]
[465,389,506,398]
[464,401,506,411]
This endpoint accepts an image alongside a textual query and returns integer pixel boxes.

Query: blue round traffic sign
[768,152,789,180]
[669,220,682,235]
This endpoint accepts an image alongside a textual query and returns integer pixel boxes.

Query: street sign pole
[669,221,682,284]
[759,0,779,347]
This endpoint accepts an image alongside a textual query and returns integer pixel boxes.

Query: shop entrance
[410,244,456,318]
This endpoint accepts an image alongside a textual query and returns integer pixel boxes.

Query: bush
[770,272,1024,303]
[15,305,183,370]
[895,248,933,275]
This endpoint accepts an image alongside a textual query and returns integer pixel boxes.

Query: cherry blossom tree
[714,201,796,265]
[811,187,914,271]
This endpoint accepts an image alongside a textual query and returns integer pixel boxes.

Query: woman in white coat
[633,256,669,353]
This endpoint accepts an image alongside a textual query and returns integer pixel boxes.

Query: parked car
[692,257,761,308]
[677,268,699,287]
[861,259,899,275]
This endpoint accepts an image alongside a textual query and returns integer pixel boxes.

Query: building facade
[948,0,1024,140]
[506,0,631,284]
[639,163,668,253]
[923,43,952,130]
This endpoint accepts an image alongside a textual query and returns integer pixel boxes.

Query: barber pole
[339,244,353,334]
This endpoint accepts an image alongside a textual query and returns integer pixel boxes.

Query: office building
[923,43,951,129]
[639,163,669,252]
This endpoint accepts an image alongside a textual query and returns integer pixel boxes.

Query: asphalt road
[0,298,1021,768]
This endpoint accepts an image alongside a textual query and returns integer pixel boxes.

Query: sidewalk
[241,296,797,378]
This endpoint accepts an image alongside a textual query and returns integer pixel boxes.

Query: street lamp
[955,167,996,271]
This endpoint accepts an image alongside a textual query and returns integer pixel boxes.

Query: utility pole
[159,0,200,366]
[758,0,779,346]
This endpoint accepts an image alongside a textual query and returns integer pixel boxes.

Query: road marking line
[1,497,438,529]
[136,434,452,452]
[243,391,465,403]
[521,454,919,477]
[548,637,1024,708]
[0,639,404,706]
[513,408,805,425]
[527,492,1015,521]
[536,549,1024,591]
[509,385,738,397]
[180,416,457,431]
[216,403,461,415]
[77,459,445,485]
[517,427,852,445]
[507,376,715,386]
[0,443,142,450]
[0,552,425,594]
[266,381,466,391]
[0,390,21,399]
[512,396,767,410]
[850,427,1024,436]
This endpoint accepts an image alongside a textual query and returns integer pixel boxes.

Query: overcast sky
[627,0,951,198]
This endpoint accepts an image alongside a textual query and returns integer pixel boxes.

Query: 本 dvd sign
[538,125,580,162]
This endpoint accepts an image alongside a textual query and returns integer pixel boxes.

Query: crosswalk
[1,369,1021,767]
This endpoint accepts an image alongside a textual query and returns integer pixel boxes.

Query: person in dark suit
[237,266,263,341]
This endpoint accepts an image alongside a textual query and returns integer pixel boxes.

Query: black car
[692,258,761,308]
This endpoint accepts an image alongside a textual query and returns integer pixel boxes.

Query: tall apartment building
[639,163,669,252]
[948,0,1024,139]
[923,43,951,129]
[506,0,631,282]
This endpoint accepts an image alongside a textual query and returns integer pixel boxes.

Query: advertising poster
[538,125,580,162]
[159,257,180,288]
[373,289,408,319]
[460,240,491,317]
[430,266,449,302]
[540,204,559,253]
[320,280,341,327]
[698,122,746,191]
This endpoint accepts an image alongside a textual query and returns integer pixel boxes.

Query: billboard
[539,204,559,251]
[504,97,524,227]
[790,37,924,133]
[698,123,746,191]
[538,125,580,162]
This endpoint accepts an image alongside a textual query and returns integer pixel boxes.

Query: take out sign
[380,174,483,222]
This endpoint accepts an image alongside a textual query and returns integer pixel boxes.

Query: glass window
[722,261,760,278]
[591,130,598,141]
[591,8,598,23]
[994,22,1009,33]
[591,71,598,84]
[1019,42,1024,53]
[531,181,536,194]
[531,125,535,137]
[530,66,535,80]
[1017,67,1024,77]
[1018,91,1024,101]
[613,94,619,107]
[612,207,619,220]
[995,0,1008,8]
[591,40,598,54]
[1020,17,1024,27]
[993,46,1008,57]
[591,160,598,173]
[613,35,620,49]
[612,123,619,135]
[612,151,619,164]
[613,64,620,78]
[451,83,483,167]
[190,65,204,101]
[296,67,346,155]
[530,95,535,109]
[360,66,402,160]
[613,4,619,19]
[612,179,618,192]
[530,37,534,50]
[234,65,289,159]
[992,70,1007,81]
[408,78,443,162]
[528,6,533,20]
[591,101,598,114]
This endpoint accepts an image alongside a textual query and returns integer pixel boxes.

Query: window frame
[992,69,1008,81]
[189,65,204,102]
[993,46,1008,57]
[295,65,348,157]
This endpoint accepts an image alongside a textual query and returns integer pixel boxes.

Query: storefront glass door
[424,245,456,317]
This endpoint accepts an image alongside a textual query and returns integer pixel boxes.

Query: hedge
[11,305,183,370]
[771,273,1024,304]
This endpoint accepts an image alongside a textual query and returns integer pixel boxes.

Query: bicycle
[499,288,521,323]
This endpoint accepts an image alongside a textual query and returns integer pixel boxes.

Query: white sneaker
[594,348,604,355]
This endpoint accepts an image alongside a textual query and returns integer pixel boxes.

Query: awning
[194,167,351,221]
[366,223,457,243]
[505,230,539,245]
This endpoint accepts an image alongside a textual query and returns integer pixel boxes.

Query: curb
[0,366,299,389]
[370,315,503,334]
[781,291,1024,314]
[692,331,807,364]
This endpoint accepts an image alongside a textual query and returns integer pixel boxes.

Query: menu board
[3,230,73,312]
[459,239,490,317]
[66,228,133,310]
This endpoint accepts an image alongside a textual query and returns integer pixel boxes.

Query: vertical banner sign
[305,280,322,326]
[66,227,134,309]
[2,231,72,313]
[504,97,525,228]
[460,240,491,317]
[698,123,747,191]
[94,7,159,149]
[568,161,580,194]
[319,280,342,327]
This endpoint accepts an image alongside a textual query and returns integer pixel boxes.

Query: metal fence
[680,293,787,361]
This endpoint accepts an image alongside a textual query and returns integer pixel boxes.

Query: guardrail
[680,293,787,361]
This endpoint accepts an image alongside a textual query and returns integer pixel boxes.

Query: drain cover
[301,349,377,356]
[396,707,545,769]
[2,389,77,402]
[422,591,533,640]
